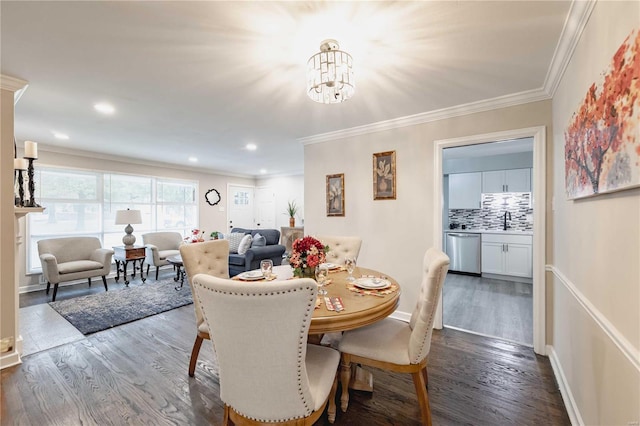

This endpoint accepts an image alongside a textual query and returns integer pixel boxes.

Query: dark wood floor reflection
[2,304,569,425]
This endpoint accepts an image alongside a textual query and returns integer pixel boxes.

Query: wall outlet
[0,337,14,353]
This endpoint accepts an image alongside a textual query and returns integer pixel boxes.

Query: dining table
[234,263,401,422]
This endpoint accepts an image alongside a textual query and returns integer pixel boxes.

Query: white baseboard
[0,350,22,370]
[390,310,411,323]
[547,345,583,426]
[20,272,120,294]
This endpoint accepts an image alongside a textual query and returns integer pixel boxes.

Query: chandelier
[306,39,354,104]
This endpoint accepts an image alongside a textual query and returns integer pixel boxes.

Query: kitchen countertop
[444,229,533,236]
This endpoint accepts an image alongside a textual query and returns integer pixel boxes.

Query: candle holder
[15,169,25,207]
[24,158,40,207]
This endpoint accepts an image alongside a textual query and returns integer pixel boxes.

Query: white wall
[257,174,305,229]
[304,100,552,315]
[549,1,640,424]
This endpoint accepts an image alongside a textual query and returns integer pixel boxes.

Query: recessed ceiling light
[188,157,198,163]
[94,103,115,114]
[246,143,257,151]
[53,132,69,140]
[260,169,267,174]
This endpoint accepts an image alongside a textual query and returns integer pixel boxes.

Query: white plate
[320,262,340,270]
[353,277,391,290]
[237,270,265,281]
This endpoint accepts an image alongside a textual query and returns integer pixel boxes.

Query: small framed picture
[326,173,345,216]
[373,151,396,200]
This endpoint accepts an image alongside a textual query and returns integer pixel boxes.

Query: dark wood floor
[2,296,570,425]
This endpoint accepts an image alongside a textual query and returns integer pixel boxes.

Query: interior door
[255,187,276,229]
[228,184,255,230]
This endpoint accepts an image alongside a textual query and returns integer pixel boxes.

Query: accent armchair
[191,274,340,424]
[142,231,183,280]
[179,239,229,377]
[338,248,450,425]
[38,237,114,302]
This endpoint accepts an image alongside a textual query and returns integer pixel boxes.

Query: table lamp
[115,209,142,246]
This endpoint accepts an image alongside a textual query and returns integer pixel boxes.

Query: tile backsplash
[449,192,533,231]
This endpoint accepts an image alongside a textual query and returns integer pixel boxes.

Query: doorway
[227,184,276,230]
[433,127,546,355]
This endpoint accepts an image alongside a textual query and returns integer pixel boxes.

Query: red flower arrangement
[288,236,329,278]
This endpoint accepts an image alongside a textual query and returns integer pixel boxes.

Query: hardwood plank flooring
[2,303,569,425]
[443,273,533,345]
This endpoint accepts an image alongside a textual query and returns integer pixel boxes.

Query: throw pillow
[237,234,253,255]
[226,232,246,253]
[251,233,267,247]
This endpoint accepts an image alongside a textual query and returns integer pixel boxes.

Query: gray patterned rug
[48,278,193,335]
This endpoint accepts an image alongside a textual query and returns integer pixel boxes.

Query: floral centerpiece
[288,236,328,278]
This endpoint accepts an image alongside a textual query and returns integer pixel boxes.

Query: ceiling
[1,1,571,177]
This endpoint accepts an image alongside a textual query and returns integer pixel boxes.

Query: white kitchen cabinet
[481,233,532,278]
[482,168,531,193]
[449,172,482,209]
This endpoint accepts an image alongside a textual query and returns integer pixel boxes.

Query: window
[27,166,197,273]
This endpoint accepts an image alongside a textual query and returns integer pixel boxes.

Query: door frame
[227,183,256,231]
[432,126,546,355]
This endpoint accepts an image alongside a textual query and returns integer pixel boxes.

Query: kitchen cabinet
[481,233,532,278]
[482,168,531,193]
[449,172,482,209]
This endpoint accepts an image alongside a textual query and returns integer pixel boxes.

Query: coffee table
[167,255,185,290]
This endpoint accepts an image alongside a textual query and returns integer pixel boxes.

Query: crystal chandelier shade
[306,39,355,104]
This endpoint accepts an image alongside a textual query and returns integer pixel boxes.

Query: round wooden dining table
[270,265,401,335]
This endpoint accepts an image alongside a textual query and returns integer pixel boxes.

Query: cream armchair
[142,231,183,280]
[317,235,363,265]
[191,274,340,424]
[179,239,229,377]
[38,237,114,302]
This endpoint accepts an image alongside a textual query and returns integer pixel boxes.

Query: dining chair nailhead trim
[193,280,317,422]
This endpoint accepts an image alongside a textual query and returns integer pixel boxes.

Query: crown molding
[543,0,596,97]
[0,74,29,104]
[299,88,550,145]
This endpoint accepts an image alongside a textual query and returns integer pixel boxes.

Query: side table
[113,245,147,286]
[167,254,185,290]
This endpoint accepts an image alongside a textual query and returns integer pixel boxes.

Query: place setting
[233,259,277,282]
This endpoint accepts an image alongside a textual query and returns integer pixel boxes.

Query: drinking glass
[260,259,273,278]
[345,257,356,282]
[315,264,329,295]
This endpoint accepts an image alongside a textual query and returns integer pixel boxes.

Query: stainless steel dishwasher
[445,232,481,274]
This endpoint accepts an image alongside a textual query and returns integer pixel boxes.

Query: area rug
[48,278,193,335]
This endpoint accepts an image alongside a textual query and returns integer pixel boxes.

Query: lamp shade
[115,209,142,225]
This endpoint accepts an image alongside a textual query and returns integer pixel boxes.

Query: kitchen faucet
[503,211,511,231]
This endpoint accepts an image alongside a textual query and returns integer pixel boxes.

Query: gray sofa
[228,228,286,277]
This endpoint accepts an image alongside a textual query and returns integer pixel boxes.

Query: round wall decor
[205,188,221,206]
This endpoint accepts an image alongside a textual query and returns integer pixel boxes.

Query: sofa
[38,236,114,301]
[142,231,183,280]
[227,228,286,277]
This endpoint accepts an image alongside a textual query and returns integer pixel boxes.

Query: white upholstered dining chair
[317,235,362,265]
[338,247,450,426]
[179,239,229,377]
[191,274,341,425]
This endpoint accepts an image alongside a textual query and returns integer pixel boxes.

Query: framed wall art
[564,27,640,199]
[373,151,396,200]
[326,173,345,216]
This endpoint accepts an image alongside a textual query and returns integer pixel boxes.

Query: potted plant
[210,231,220,240]
[286,200,298,227]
